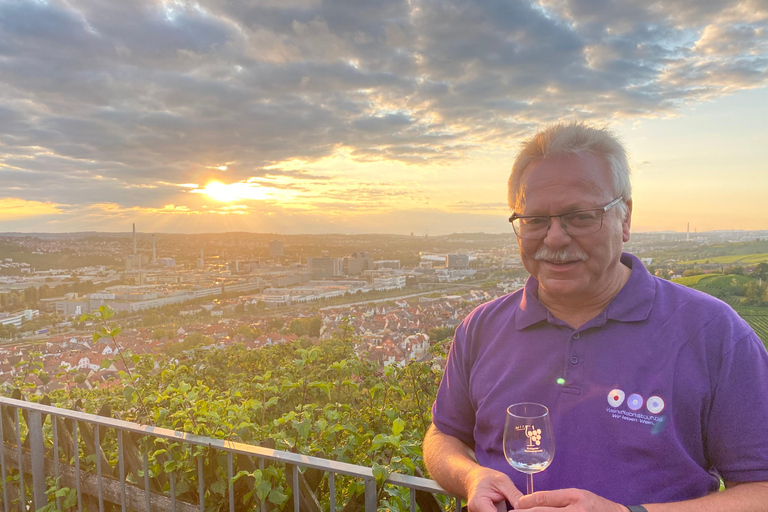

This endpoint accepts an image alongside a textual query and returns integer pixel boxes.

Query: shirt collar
[514,252,655,330]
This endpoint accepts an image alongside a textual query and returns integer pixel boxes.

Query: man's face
[515,152,631,302]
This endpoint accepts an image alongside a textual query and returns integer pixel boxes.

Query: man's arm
[423,423,523,512]
[514,480,768,511]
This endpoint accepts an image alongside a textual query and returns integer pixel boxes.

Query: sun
[196,181,268,202]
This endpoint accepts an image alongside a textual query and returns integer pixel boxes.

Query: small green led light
[557,378,565,385]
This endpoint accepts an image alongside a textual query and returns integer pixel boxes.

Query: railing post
[364,477,377,512]
[0,404,8,512]
[28,410,47,510]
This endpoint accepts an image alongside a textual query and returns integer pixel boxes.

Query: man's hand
[465,465,524,512]
[514,488,627,511]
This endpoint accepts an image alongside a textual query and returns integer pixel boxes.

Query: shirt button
[573,333,580,340]
[570,356,579,365]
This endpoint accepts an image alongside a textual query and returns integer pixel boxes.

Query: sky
[0,0,767,236]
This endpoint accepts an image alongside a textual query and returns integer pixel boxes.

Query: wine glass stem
[527,474,534,495]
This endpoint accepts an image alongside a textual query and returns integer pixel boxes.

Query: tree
[428,326,456,342]
[305,316,323,338]
[234,324,258,340]
[743,281,762,305]
[289,319,306,337]
[753,262,768,281]
[153,328,173,340]
[267,317,284,332]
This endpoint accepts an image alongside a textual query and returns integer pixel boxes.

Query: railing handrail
[0,395,446,494]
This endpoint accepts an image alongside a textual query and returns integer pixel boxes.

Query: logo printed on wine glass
[515,425,543,452]
[627,393,644,411]
[607,389,625,407]
[647,396,665,414]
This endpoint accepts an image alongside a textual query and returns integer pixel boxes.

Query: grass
[735,308,768,349]
[672,274,715,286]
[680,253,768,265]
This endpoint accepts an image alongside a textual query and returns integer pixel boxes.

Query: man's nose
[542,217,572,247]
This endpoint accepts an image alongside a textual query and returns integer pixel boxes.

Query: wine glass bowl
[503,402,555,494]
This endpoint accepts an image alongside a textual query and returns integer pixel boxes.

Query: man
[423,122,768,512]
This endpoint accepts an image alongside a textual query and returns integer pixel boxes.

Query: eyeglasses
[509,197,623,239]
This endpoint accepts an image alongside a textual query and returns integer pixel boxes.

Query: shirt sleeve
[431,316,477,446]
[706,331,768,482]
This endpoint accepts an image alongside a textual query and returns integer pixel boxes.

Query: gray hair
[507,122,631,215]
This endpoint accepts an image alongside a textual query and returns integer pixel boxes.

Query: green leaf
[392,417,405,436]
[99,304,115,319]
[210,480,226,496]
[256,480,271,501]
[295,419,311,440]
[123,385,136,403]
[372,463,390,486]
[62,488,78,508]
[268,488,288,506]
[371,434,388,450]
[232,469,252,483]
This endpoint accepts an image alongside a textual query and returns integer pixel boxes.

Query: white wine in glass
[503,402,555,495]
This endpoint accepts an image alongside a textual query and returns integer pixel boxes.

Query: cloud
[0,0,766,232]
[0,198,65,220]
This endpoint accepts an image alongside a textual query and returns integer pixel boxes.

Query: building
[307,257,343,279]
[269,240,284,258]
[374,260,401,270]
[446,253,470,269]
[0,309,40,328]
[344,252,374,275]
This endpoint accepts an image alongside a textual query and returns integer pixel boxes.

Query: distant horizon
[2,228,768,238]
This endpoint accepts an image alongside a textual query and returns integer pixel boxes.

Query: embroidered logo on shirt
[646,396,665,414]
[607,389,625,407]
[606,388,666,429]
[627,393,644,411]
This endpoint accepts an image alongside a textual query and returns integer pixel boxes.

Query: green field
[680,252,768,265]
[735,308,768,348]
[690,274,753,305]
[672,274,715,286]
[673,275,768,347]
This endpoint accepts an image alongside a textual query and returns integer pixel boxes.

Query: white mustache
[534,247,589,263]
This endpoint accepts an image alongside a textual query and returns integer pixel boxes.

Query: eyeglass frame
[508,196,624,239]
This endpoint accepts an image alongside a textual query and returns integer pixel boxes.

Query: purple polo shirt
[432,253,768,504]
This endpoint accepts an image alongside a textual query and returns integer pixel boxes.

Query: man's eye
[567,212,598,222]
[523,217,547,226]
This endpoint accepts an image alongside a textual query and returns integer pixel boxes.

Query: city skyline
[0,0,767,235]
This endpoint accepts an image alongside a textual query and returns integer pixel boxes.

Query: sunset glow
[0,1,766,234]
[194,182,269,202]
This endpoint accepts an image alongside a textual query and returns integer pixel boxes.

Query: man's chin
[537,275,586,297]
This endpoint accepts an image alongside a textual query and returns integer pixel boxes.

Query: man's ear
[622,199,632,242]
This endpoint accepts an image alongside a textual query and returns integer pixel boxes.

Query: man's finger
[515,488,581,509]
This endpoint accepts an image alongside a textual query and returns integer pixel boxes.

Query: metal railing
[0,396,460,512]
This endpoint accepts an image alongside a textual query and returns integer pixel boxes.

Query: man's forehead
[515,153,613,208]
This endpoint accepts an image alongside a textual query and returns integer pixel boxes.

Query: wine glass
[503,402,555,495]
